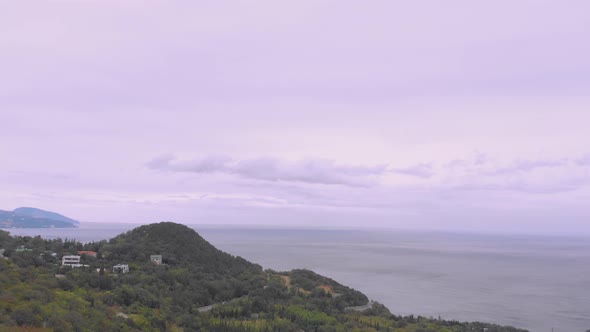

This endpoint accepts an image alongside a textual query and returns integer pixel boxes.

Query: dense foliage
[0,222,529,331]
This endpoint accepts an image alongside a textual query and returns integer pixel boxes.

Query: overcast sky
[1,1,589,234]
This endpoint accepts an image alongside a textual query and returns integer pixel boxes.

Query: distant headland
[0,207,79,228]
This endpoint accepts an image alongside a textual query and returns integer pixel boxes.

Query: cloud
[575,154,590,166]
[486,159,567,175]
[146,154,232,173]
[391,163,434,178]
[440,154,590,194]
[147,155,388,187]
[147,153,590,193]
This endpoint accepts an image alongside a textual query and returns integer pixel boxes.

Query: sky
[1,1,589,234]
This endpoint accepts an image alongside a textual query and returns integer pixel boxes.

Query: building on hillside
[77,250,97,257]
[150,255,162,265]
[112,264,129,273]
[15,246,32,253]
[62,255,84,267]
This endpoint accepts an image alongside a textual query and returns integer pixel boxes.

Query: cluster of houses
[59,251,164,273]
[2,246,163,274]
[61,251,129,273]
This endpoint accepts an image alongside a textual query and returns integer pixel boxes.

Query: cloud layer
[148,152,590,195]
[148,155,387,187]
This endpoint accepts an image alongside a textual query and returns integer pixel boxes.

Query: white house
[150,255,162,265]
[112,264,129,273]
[62,255,84,267]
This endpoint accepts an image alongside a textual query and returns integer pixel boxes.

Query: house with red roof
[77,250,97,257]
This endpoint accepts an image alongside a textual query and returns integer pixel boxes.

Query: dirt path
[344,301,374,312]
[280,275,292,288]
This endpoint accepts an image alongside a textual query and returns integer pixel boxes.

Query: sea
[3,223,589,332]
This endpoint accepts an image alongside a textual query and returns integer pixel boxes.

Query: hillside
[105,222,261,276]
[0,207,79,228]
[0,222,528,332]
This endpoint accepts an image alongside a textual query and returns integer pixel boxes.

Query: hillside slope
[0,222,528,332]
[104,222,260,276]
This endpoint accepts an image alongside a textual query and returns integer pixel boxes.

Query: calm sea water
[4,223,590,332]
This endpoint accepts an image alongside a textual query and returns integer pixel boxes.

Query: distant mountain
[0,207,79,228]
[12,207,80,226]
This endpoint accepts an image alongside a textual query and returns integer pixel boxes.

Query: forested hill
[0,222,528,332]
[105,222,262,276]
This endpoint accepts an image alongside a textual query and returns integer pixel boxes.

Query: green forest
[0,222,528,332]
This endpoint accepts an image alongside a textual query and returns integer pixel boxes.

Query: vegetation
[0,222,529,331]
